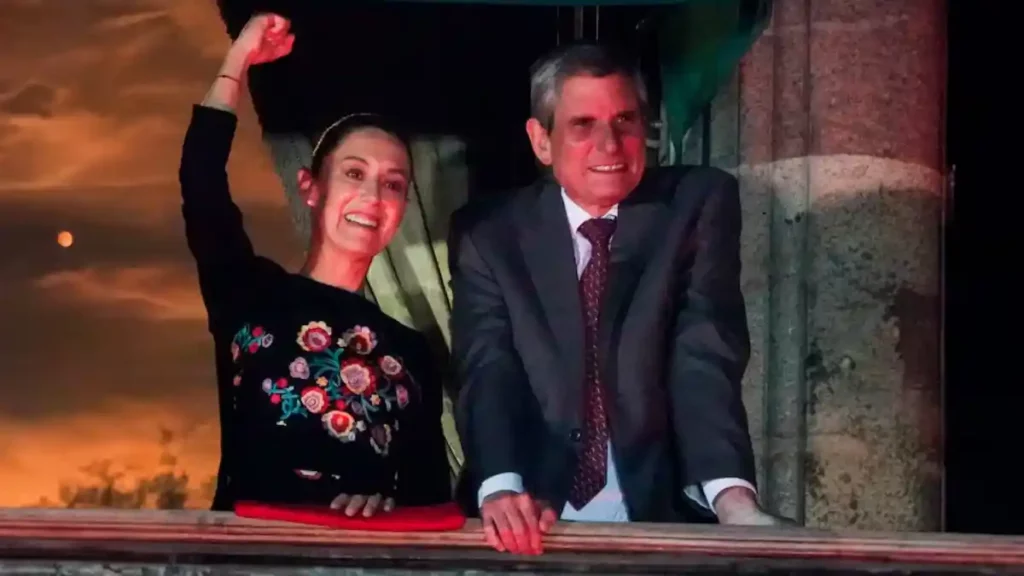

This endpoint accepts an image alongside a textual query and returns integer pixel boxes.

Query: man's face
[527,73,646,212]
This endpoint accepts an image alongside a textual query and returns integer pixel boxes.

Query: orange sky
[0,0,302,507]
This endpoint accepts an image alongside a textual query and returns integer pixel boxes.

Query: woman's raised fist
[232,13,295,66]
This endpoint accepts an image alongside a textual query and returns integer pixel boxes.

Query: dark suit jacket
[447,166,756,523]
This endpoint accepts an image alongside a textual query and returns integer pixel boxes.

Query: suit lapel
[516,175,671,424]
[518,181,585,418]
[600,176,671,352]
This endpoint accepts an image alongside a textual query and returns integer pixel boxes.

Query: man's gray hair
[529,43,648,131]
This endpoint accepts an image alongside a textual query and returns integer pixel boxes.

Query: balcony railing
[1,509,1023,575]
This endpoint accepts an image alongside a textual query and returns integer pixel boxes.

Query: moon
[56,230,74,248]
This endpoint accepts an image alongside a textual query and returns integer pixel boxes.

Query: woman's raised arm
[179,14,295,330]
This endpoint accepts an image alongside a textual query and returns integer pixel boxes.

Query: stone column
[707,0,946,530]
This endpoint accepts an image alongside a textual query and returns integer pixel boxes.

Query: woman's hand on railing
[329,493,396,517]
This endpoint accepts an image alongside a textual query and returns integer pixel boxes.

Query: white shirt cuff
[477,472,524,507]
[684,478,757,516]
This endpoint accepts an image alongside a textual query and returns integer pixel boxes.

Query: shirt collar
[560,188,618,233]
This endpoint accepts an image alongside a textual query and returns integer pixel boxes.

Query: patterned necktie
[568,217,617,509]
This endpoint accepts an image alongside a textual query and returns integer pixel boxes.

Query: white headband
[310,112,385,162]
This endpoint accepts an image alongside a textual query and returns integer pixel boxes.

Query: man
[449,43,792,555]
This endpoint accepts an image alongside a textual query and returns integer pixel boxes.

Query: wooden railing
[0,509,1022,575]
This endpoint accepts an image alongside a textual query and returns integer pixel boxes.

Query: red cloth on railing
[234,501,466,531]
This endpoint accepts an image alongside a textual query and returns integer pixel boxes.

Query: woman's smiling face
[306,127,411,258]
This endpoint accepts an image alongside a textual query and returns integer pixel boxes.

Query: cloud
[0,191,300,507]
[0,195,299,420]
[0,400,220,508]
[0,0,283,213]
[161,0,234,58]
[34,265,206,321]
[0,112,182,191]
[1,83,57,117]
[0,195,278,507]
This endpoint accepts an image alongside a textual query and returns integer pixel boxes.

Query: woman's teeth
[344,214,379,229]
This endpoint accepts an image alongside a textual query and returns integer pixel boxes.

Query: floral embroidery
[253,323,416,456]
[232,374,242,387]
[297,321,332,352]
[300,386,328,414]
[370,424,393,455]
[231,324,273,363]
[379,355,403,377]
[289,357,310,379]
[341,326,377,355]
[261,377,291,411]
[294,469,322,480]
[340,358,377,396]
[322,410,357,441]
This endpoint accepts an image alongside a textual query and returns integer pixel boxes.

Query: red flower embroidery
[379,355,403,377]
[297,321,332,352]
[340,358,377,396]
[334,399,347,410]
[269,394,281,405]
[276,378,288,389]
[252,326,264,337]
[300,387,328,414]
[341,326,377,355]
[322,410,356,441]
[247,341,260,353]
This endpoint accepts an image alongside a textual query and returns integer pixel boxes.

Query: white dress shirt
[477,190,755,521]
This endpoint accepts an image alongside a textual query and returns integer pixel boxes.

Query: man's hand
[713,486,800,527]
[329,493,395,517]
[480,491,557,555]
[230,13,295,66]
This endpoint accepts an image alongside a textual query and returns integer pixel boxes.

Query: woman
[180,13,452,516]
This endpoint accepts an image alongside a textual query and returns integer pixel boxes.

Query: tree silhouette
[49,428,214,510]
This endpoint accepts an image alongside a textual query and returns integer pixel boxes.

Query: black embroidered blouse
[179,105,452,510]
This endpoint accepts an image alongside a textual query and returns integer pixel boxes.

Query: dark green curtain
[652,0,772,156]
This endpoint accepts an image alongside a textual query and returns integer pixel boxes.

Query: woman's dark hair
[309,113,415,179]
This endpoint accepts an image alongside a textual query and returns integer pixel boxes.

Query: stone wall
[693,0,946,530]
